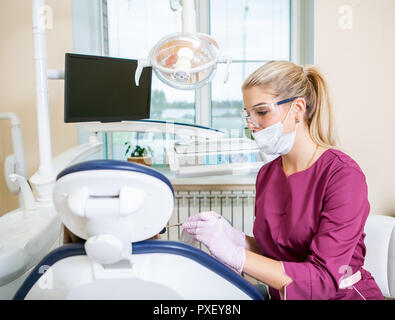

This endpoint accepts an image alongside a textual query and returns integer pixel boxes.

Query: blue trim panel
[14,241,263,300]
[136,241,263,300]
[56,159,174,195]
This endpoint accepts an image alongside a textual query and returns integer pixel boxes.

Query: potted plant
[244,127,255,140]
[124,142,153,167]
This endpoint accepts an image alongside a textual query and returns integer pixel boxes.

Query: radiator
[162,190,256,254]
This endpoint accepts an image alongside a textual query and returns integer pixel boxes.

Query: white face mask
[252,104,296,156]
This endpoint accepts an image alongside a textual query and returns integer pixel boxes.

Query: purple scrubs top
[253,149,384,300]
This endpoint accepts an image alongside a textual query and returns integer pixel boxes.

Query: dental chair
[364,214,395,299]
[13,160,263,300]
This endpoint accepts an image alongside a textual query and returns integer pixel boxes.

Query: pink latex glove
[182,211,246,273]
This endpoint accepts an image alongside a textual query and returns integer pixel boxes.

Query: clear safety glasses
[240,97,298,128]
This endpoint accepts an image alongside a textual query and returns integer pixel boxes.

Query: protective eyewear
[240,97,298,128]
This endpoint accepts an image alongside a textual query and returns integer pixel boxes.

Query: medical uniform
[253,149,384,300]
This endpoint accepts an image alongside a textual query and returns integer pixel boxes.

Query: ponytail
[304,65,337,148]
[242,61,338,148]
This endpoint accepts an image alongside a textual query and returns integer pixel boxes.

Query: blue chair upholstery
[14,241,263,300]
[56,159,174,195]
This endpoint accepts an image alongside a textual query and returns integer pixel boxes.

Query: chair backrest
[363,214,395,298]
[14,241,264,300]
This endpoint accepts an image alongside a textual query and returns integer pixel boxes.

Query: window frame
[72,0,106,145]
[93,0,314,129]
[200,0,308,130]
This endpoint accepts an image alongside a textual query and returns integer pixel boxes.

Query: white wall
[0,0,77,217]
[315,0,395,216]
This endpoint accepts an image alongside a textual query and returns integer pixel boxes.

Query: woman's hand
[182,211,246,273]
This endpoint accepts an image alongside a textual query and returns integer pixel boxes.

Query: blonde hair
[242,61,337,149]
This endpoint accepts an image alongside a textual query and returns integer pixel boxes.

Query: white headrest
[53,161,174,246]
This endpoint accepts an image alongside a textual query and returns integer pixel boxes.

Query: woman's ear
[293,98,307,121]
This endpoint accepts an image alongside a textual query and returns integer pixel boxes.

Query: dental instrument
[0,113,27,208]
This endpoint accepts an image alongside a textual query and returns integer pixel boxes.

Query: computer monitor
[64,53,152,123]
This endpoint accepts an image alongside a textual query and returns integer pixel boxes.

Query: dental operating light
[135,0,231,90]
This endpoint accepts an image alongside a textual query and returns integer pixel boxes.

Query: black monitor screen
[64,53,152,123]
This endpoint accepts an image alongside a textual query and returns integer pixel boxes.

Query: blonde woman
[182,61,383,300]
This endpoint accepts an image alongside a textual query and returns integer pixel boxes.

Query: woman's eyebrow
[250,102,269,108]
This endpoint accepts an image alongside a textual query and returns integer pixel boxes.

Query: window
[105,0,291,132]
[107,0,195,124]
[210,0,291,137]
[102,0,291,164]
